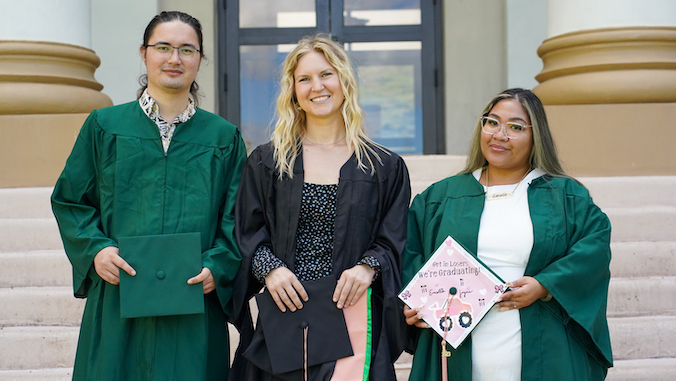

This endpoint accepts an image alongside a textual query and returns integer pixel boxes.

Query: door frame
[217,0,444,153]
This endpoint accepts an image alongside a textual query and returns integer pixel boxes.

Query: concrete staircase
[0,188,79,380]
[1,156,675,380]
[393,156,676,380]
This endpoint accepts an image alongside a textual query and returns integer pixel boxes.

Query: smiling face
[293,51,345,124]
[480,98,534,174]
[141,20,201,97]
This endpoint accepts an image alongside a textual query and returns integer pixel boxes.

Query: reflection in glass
[239,45,287,151]
[347,41,422,154]
[344,0,420,26]
[239,41,423,155]
[240,0,316,28]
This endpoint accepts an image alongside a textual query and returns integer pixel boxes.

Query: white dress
[470,168,543,381]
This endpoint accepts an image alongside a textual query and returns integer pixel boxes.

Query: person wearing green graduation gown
[402,89,612,381]
[51,11,246,381]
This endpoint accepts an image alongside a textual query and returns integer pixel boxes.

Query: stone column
[533,0,676,175]
[0,0,112,187]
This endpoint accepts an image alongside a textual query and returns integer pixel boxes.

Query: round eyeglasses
[145,43,200,58]
[480,116,531,140]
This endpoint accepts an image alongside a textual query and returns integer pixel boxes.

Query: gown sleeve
[232,147,275,319]
[532,189,613,366]
[201,130,247,316]
[359,155,410,279]
[400,190,436,355]
[51,111,117,298]
[360,154,412,364]
[402,192,430,287]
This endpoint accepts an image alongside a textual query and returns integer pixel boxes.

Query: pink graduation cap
[399,235,508,349]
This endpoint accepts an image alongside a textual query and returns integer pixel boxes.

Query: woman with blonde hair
[402,88,612,380]
[232,35,410,381]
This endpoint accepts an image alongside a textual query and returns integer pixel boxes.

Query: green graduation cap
[118,232,205,318]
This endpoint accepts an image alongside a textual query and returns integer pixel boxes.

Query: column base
[545,103,676,176]
[0,41,113,114]
[0,114,87,187]
[534,27,676,105]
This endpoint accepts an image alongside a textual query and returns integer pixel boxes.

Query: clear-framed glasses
[480,116,532,140]
[145,43,200,58]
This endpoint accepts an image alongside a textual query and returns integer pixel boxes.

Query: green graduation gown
[51,101,246,381]
[403,173,612,381]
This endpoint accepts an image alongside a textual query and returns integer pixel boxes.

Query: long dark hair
[462,88,567,177]
[137,11,204,104]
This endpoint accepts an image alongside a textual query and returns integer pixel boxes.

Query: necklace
[303,135,346,146]
[484,168,532,201]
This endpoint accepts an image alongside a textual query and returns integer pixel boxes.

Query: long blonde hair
[462,88,568,177]
[272,35,383,178]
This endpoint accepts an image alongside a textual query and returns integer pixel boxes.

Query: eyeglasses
[145,43,200,57]
[480,116,531,140]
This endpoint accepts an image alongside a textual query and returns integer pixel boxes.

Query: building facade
[1,0,675,187]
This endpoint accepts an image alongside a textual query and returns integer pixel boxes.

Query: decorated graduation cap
[243,276,354,378]
[118,232,204,318]
[399,235,508,349]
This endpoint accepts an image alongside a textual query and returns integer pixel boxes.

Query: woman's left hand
[497,276,549,311]
[187,267,215,295]
[333,264,375,309]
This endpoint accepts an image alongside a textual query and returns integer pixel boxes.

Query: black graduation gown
[231,142,410,381]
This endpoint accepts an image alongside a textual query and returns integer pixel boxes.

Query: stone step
[606,358,676,381]
[3,276,671,328]
[610,242,676,278]
[606,207,676,243]
[2,317,673,375]
[0,324,239,371]
[0,368,72,381]
[2,206,672,255]
[0,287,84,327]
[0,251,71,288]
[582,176,676,210]
[392,316,676,371]
[392,357,676,381]
[2,242,673,289]
[406,165,676,211]
[1,241,673,290]
[607,277,676,318]
[403,155,466,184]
[0,327,78,370]
[0,219,62,252]
[609,315,676,361]
[394,353,413,381]
[2,177,674,219]
[0,187,54,220]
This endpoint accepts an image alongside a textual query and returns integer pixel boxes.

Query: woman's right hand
[264,267,309,312]
[404,305,429,329]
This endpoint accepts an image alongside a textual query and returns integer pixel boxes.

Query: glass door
[219,0,443,154]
